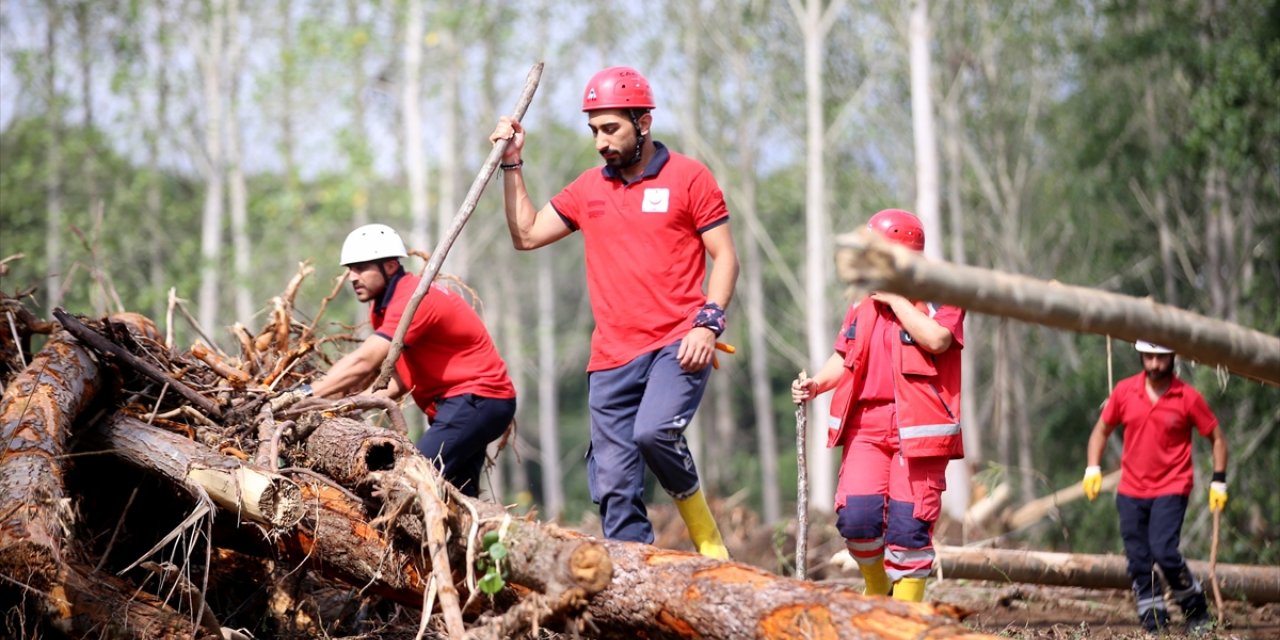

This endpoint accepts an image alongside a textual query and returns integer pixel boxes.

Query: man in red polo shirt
[487,66,738,559]
[306,223,517,498]
[791,209,964,602]
[1083,340,1228,633]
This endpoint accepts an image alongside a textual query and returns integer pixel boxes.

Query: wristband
[297,382,313,397]
[1084,465,1101,476]
[1212,470,1226,483]
[693,302,726,337]
[499,160,524,171]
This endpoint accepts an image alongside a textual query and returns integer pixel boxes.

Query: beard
[1145,360,1174,382]
[601,146,640,169]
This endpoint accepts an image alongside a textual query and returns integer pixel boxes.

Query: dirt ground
[931,581,1280,639]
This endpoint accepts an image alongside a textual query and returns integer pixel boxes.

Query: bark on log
[93,414,304,528]
[834,229,1280,386]
[274,479,429,608]
[0,328,101,591]
[584,542,991,640]
[53,561,221,639]
[932,546,1280,604]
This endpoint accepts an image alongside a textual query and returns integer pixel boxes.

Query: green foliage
[475,530,509,596]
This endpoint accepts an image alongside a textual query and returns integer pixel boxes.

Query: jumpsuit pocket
[912,462,948,522]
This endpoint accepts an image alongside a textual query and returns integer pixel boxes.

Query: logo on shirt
[641,188,670,213]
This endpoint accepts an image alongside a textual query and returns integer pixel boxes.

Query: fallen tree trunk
[933,546,1280,604]
[586,543,989,640]
[0,328,102,591]
[834,228,1280,386]
[93,414,305,528]
[964,471,1122,535]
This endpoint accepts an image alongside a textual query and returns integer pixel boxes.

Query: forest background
[2,0,1277,569]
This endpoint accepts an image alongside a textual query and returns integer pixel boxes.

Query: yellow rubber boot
[674,489,729,560]
[892,577,927,602]
[858,559,891,596]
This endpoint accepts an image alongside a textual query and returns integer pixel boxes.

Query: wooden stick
[795,369,809,580]
[374,62,544,391]
[1210,508,1224,625]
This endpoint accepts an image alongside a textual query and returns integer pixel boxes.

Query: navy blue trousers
[416,394,516,497]
[586,342,710,543]
[1116,493,1208,627]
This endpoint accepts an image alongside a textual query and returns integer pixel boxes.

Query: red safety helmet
[867,209,925,252]
[582,66,655,112]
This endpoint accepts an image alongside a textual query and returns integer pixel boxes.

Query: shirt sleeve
[689,164,730,231]
[833,302,859,356]
[1186,387,1219,436]
[1099,382,1125,426]
[549,173,587,231]
[932,304,965,348]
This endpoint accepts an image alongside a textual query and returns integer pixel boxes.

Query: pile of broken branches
[0,265,987,640]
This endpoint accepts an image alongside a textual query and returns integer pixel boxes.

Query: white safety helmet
[1134,340,1175,355]
[340,224,408,266]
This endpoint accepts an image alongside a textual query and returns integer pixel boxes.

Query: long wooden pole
[374,63,544,391]
[1210,510,1225,625]
[834,229,1280,387]
[794,370,809,579]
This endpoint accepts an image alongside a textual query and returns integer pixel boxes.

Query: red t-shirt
[371,272,515,414]
[550,142,729,372]
[834,300,965,402]
[1101,373,1218,498]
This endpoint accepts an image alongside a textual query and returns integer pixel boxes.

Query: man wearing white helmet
[307,223,517,498]
[1082,340,1228,633]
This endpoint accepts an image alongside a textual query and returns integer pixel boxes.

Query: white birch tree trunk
[145,0,172,322]
[537,249,563,520]
[436,28,465,277]
[197,0,226,335]
[790,0,846,511]
[909,0,969,519]
[43,3,64,314]
[401,0,429,253]
[226,0,252,326]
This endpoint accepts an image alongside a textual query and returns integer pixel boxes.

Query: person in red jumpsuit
[792,209,964,601]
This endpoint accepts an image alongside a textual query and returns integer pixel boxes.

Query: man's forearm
[502,170,541,250]
[705,254,738,310]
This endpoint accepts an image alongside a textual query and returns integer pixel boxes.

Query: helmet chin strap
[621,109,646,168]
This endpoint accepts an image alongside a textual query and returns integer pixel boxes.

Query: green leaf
[488,542,508,562]
[477,571,504,595]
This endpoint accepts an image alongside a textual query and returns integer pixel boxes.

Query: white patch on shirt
[642,188,670,213]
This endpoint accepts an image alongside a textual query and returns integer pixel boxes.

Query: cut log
[584,543,990,640]
[834,228,1280,386]
[1001,471,1120,532]
[834,546,1279,604]
[964,471,1122,535]
[93,414,304,528]
[932,546,1280,604]
[0,328,102,591]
